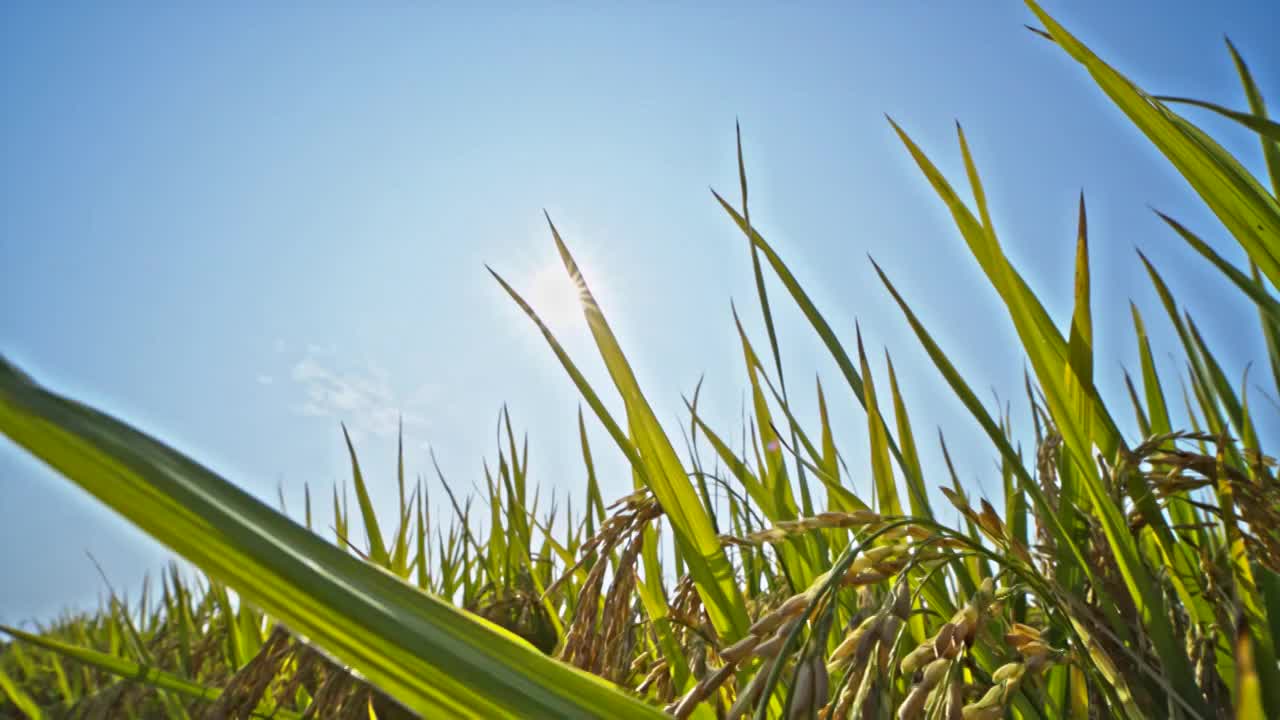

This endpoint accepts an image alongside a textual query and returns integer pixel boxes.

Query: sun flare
[525,257,593,332]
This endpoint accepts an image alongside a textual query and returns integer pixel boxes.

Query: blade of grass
[1156,211,1280,327]
[1237,617,1266,720]
[0,664,44,720]
[1154,95,1280,144]
[893,116,1208,714]
[1225,37,1280,195]
[854,326,902,517]
[1,625,299,719]
[341,425,391,569]
[884,351,932,519]
[710,189,915,483]
[494,215,750,641]
[735,123,814,519]
[0,356,668,720]
[1026,0,1280,287]
[577,407,606,538]
[731,304,801,523]
[871,258,1122,630]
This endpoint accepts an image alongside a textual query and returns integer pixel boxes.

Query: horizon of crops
[4,1,1280,718]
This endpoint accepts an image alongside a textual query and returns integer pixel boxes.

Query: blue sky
[2,1,1277,623]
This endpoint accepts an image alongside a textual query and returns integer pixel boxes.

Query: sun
[525,257,591,333]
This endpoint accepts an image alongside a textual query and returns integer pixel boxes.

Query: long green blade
[1026,0,1280,287]
[0,356,665,720]
[340,425,391,569]
[495,215,750,642]
[1,625,297,719]
[0,663,44,720]
[1225,37,1280,195]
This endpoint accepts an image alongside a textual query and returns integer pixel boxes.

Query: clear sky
[2,1,1278,624]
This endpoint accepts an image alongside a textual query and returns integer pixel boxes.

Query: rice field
[3,2,1280,718]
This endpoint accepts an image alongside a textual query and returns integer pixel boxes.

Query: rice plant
[3,2,1279,718]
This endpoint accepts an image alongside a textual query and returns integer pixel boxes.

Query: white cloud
[287,347,430,440]
[298,401,330,417]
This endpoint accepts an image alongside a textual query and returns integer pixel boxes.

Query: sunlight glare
[525,256,592,333]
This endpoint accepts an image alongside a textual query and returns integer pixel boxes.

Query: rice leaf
[2,625,295,719]
[1225,38,1280,195]
[0,356,667,719]
[1156,211,1280,327]
[515,215,750,641]
[1026,0,1280,287]
[884,351,932,519]
[1155,95,1280,143]
[855,326,902,517]
[1237,617,1266,720]
[0,664,44,720]
[341,426,391,569]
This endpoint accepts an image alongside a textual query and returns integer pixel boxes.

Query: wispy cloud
[256,374,275,385]
[287,346,435,441]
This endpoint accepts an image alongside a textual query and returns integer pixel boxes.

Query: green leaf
[0,356,667,720]
[1225,37,1280,196]
[891,118,1122,467]
[883,351,931,519]
[494,215,750,642]
[636,524,690,692]
[894,115,1209,713]
[341,425,391,569]
[1155,95,1280,144]
[870,258,1120,630]
[686,376,720,535]
[1238,618,1266,720]
[1065,194,1095,444]
[814,377,842,510]
[2,625,296,719]
[1249,262,1280,397]
[0,663,44,720]
[1130,303,1173,437]
[710,189,919,496]
[1156,211,1280,327]
[731,304,801,523]
[735,123,814,519]
[391,422,412,577]
[855,326,902,517]
[577,406,606,538]
[1026,0,1280,287]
